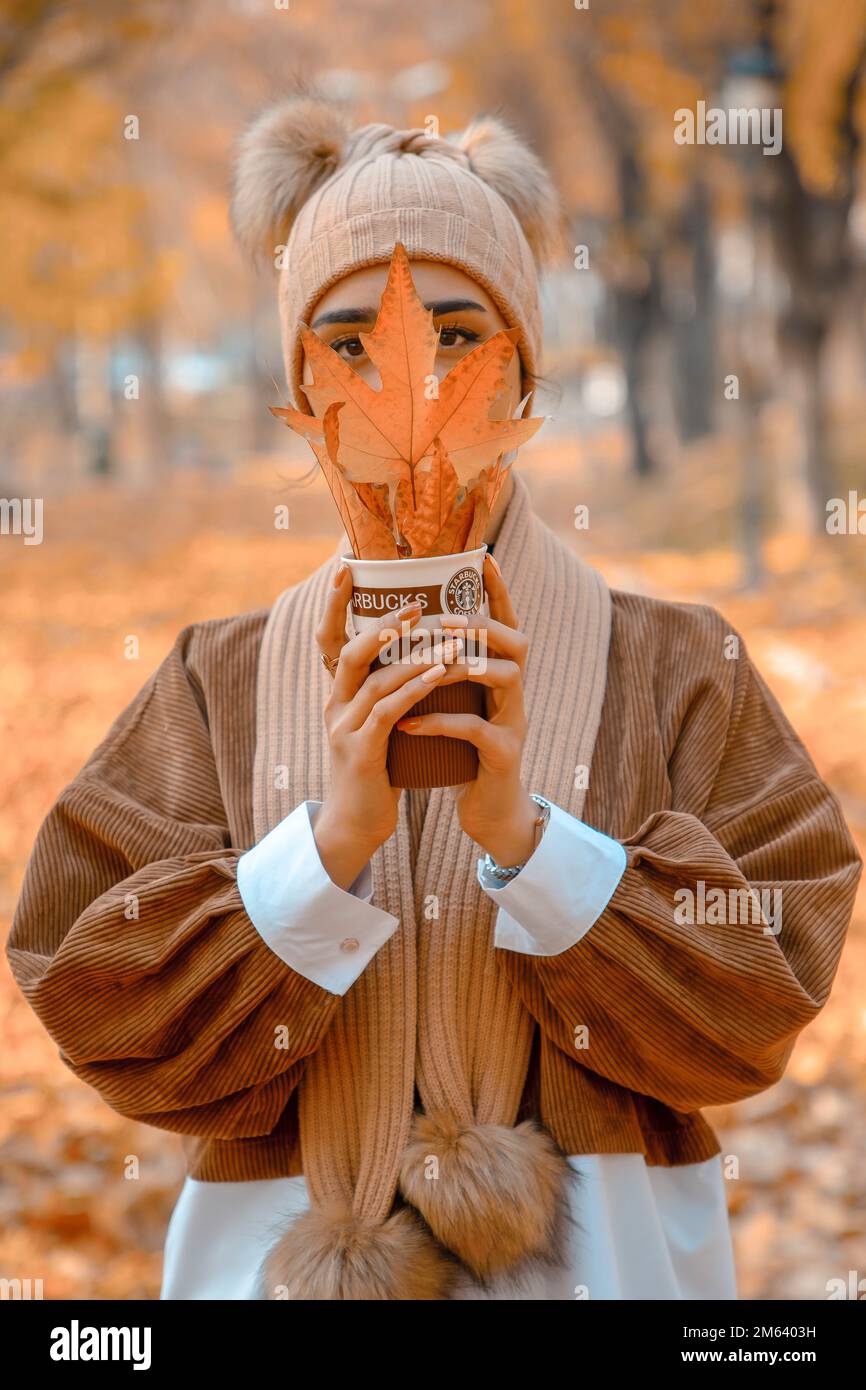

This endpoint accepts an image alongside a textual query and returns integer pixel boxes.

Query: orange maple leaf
[271,241,545,556]
[291,402,399,559]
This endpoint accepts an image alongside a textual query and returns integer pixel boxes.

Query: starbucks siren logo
[444,566,482,616]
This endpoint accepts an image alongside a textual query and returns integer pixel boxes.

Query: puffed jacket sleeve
[504,618,862,1113]
[5,624,352,1140]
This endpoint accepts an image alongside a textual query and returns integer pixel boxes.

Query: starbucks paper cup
[344,546,488,788]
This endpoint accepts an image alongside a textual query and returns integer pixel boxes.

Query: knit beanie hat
[230,97,563,410]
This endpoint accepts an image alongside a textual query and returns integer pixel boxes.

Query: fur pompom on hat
[230,98,351,264]
[230,95,563,408]
[451,113,564,268]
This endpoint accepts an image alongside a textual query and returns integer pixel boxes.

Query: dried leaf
[427,331,541,488]
[295,329,411,487]
[466,489,491,550]
[296,402,398,559]
[395,438,460,556]
[427,489,478,556]
[354,481,393,532]
[273,242,545,556]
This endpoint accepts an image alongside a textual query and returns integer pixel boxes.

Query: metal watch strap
[482,794,551,880]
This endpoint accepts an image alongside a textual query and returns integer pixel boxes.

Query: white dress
[160,798,738,1300]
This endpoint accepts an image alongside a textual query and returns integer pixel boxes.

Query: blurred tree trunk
[671,180,716,443]
[769,50,863,531]
[738,362,766,589]
[616,273,658,478]
[49,346,79,436]
[577,67,663,476]
[73,336,114,477]
[138,317,170,478]
[772,177,850,531]
[793,326,833,526]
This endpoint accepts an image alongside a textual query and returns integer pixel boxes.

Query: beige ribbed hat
[231,99,563,411]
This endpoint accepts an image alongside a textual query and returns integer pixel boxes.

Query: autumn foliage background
[1,0,865,1299]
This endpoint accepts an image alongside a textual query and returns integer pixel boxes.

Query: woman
[7,97,861,1302]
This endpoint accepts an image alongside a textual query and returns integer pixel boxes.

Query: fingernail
[432,636,462,657]
[333,564,348,587]
[421,662,446,683]
[397,717,421,731]
[395,601,422,619]
[440,613,469,628]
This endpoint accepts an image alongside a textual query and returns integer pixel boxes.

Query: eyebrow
[311,298,487,328]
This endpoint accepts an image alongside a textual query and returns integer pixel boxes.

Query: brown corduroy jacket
[7,589,861,1181]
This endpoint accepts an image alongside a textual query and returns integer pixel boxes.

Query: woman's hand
[396,552,539,868]
[313,565,462,889]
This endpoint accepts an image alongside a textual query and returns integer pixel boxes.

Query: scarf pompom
[259,1203,455,1300]
[398,1112,574,1280]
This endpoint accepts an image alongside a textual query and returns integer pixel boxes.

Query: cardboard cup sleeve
[344,545,488,789]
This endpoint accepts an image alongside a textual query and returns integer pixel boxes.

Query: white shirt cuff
[477,800,627,956]
[236,800,400,996]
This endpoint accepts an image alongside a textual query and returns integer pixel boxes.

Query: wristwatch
[482,793,551,882]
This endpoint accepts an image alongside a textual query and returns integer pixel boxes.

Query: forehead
[310,257,501,321]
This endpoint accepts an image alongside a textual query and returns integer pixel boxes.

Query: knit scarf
[252,472,612,1299]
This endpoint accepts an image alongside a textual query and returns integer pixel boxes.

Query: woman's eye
[438,324,480,349]
[331,323,480,364]
[331,335,366,360]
